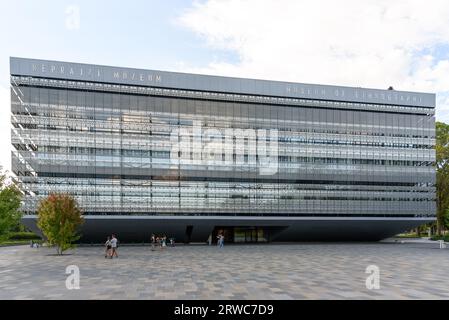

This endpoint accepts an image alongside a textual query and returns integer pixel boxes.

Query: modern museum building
[10,57,436,242]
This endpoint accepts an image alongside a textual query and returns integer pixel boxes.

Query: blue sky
[1,0,449,171]
[0,0,238,87]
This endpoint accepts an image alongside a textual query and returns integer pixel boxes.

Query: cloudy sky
[1,0,449,172]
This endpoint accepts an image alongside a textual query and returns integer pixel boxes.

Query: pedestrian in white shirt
[110,234,118,258]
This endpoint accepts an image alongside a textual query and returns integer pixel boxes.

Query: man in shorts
[110,234,119,258]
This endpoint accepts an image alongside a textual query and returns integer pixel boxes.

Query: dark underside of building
[21,216,434,243]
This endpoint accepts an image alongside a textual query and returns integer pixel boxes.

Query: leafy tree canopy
[436,121,449,233]
[37,193,84,255]
[0,168,22,240]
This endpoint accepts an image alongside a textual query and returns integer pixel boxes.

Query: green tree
[37,193,84,255]
[436,121,449,235]
[0,169,22,240]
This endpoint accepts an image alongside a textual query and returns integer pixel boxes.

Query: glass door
[245,228,257,242]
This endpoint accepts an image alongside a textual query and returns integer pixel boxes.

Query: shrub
[431,234,449,242]
[8,232,41,241]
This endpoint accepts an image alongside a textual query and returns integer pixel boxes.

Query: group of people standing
[207,233,225,247]
[104,234,119,259]
[151,234,174,250]
[103,232,224,257]
[104,233,175,257]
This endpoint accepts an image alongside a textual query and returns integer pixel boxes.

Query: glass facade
[10,69,436,222]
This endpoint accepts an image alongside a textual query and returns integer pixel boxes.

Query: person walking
[217,233,224,248]
[219,234,224,248]
[151,234,156,251]
[105,236,112,258]
[162,235,167,249]
[110,234,119,258]
[207,234,212,246]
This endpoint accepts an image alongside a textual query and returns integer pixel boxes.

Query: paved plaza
[1,241,449,299]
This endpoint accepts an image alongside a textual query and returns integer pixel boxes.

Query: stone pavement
[1,242,449,299]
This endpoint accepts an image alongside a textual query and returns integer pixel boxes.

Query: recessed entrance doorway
[212,226,285,243]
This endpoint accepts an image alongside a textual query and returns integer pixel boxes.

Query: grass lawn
[395,233,422,238]
[0,232,42,246]
[0,240,31,246]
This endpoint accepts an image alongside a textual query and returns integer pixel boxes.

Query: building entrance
[212,226,271,243]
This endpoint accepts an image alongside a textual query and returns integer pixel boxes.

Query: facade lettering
[25,60,431,107]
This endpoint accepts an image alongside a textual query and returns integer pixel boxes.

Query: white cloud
[178,0,449,123]
[0,85,11,171]
[436,93,449,121]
